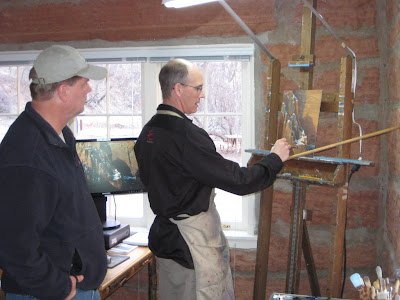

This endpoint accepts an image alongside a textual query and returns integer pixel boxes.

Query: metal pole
[218,0,275,60]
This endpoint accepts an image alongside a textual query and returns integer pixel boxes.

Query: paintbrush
[394,279,400,296]
[363,276,371,299]
[376,266,386,292]
[371,286,376,299]
[363,276,371,288]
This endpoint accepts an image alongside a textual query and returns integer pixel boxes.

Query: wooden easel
[247,1,374,299]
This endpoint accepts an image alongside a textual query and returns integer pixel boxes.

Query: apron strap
[157,110,184,119]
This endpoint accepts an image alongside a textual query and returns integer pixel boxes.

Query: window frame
[0,44,258,247]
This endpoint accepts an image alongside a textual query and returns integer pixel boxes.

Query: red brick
[272,190,293,224]
[304,186,336,226]
[315,36,379,63]
[280,76,301,93]
[389,54,400,101]
[347,190,379,228]
[387,0,400,25]
[265,44,301,69]
[268,235,290,272]
[387,109,400,175]
[313,69,341,94]
[302,245,330,269]
[387,181,400,260]
[293,0,376,30]
[389,17,400,50]
[355,67,380,105]
[231,249,256,272]
[346,244,376,268]
[233,276,255,299]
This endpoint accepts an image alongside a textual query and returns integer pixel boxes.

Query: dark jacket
[0,102,107,299]
[134,104,283,269]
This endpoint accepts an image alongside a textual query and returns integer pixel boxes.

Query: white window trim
[0,44,254,65]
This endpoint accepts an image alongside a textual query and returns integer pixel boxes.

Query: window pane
[84,64,107,114]
[215,189,242,222]
[0,66,17,114]
[0,116,16,142]
[206,61,242,113]
[194,62,205,114]
[75,116,107,139]
[207,116,242,164]
[109,116,142,138]
[20,66,32,106]
[107,194,143,218]
[109,63,142,114]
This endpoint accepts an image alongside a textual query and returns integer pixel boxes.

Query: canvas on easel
[279,90,322,156]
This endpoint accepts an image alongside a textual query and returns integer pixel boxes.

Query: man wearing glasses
[134,58,291,300]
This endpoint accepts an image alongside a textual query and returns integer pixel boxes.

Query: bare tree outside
[0,66,31,139]
[192,61,242,165]
[76,63,142,139]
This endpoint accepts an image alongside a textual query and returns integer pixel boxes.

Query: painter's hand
[271,138,291,162]
[65,275,84,300]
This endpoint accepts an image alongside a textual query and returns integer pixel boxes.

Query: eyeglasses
[180,83,203,94]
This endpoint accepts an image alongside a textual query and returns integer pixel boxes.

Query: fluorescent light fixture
[162,0,219,8]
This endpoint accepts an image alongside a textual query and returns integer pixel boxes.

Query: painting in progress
[279,90,322,156]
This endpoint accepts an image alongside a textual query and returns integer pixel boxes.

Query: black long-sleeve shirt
[0,102,107,299]
[134,104,283,268]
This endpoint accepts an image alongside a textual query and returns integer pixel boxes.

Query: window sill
[129,227,258,250]
[224,230,257,249]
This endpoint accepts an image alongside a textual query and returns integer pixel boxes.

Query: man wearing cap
[0,45,108,300]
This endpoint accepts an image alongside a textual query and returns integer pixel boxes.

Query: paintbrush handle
[288,125,400,160]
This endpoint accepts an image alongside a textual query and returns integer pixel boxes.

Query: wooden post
[253,59,281,300]
[327,55,354,298]
[285,0,320,296]
[285,181,307,293]
[299,0,316,90]
[265,59,281,149]
[303,222,321,296]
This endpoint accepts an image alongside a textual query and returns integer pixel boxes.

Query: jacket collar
[157,104,192,123]
[24,102,74,148]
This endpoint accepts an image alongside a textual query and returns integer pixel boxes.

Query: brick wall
[385,0,400,283]
[0,0,395,299]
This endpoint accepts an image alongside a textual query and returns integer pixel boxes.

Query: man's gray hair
[159,59,192,100]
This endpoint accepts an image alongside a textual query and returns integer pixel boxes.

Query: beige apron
[170,191,235,300]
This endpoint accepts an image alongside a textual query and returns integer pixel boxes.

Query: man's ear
[57,83,70,103]
[173,82,184,97]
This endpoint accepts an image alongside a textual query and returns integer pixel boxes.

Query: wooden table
[0,248,157,300]
[100,246,157,299]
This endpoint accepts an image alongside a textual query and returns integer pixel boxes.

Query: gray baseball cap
[31,45,107,85]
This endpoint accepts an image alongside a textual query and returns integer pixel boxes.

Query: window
[75,63,143,139]
[0,65,31,138]
[192,61,246,229]
[0,45,257,241]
